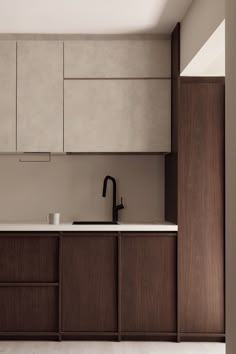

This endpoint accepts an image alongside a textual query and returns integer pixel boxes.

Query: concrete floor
[0,341,225,354]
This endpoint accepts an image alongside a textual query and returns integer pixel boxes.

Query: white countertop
[0,222,178,232]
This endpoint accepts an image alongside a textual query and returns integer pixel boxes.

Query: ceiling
[0,0,192,34]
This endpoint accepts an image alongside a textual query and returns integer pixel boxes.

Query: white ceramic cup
[48,213,60,225]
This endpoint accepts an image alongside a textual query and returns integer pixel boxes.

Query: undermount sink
[72,221,118,225]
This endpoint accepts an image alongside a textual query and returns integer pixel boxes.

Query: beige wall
[0,154,164,223]
[226,0,236,353]
[181,0,225,73]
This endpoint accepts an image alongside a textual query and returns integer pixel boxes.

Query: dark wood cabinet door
[121,233,177,332]
[179,80,225,334]
[62,233,117,332]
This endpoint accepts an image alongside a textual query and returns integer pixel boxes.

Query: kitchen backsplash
[0,154,164,223]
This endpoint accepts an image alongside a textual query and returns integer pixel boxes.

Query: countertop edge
[0,223,178,232]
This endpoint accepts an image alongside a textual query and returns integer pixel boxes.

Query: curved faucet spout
[102,175,124,222]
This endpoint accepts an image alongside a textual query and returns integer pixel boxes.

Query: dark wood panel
[61,332,118,341]
[165,153,178,223]
[179,80,225,333]
[121,235,177,332]
[0,235,58,282]
[62,234,117,332]
[171,23,180,152]
[120,232,177,237]
[165,23,180,223]
[120,333,177,341]
[181,77,225,83]
[0,287,58,332]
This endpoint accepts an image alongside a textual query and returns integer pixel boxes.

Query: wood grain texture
[64,39,170,78]
[62,234,117,332]
[0,235,58,282]
[64,79,171,152]
[121,234,177,332]
[171,23,180,153]
[165,153,178,223]
[179,80,225,333]
[0,287,58,332]
[0,41,16,152]
[165,23,180,224]
[17,41,63,152]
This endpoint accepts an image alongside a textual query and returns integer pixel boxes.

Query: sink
[72,221,118,225]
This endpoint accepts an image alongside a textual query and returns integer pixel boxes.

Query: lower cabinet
[0,231,224,340]
[62,232,177,338]
[121,234,177,333]
[0,233,59,336]
[62,233,118,332]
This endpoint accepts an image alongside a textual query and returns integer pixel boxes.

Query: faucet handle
[120,197,124,209]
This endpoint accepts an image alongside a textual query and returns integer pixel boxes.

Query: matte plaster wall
[0,154,164,223]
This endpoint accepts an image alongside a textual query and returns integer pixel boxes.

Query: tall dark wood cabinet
[62,233,118,334]
[179,78,225,335]
[120,234,177,335]
[165,24,225,341]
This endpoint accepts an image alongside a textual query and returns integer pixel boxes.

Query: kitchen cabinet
[17,41,63,152]
[0,233,59,336]
[165,24,225,340]
[179,78,225,334]
[62,233,117,332]
[0,36,171,153]
[120,233,177,333]
[64,79,171,152]
[64,39,170,78]
[0,230,177,340]
[0,41,16,152]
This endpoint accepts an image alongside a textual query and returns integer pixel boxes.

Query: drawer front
[64,39,170,78]
[0,235,58,282]
[0,287,58,332]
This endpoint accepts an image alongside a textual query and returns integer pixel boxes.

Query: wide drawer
[0,287,58,332]
[0,234,58,282]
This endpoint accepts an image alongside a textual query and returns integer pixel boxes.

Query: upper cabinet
[64,79,171,153]
[17,41,63,152]
[0,37,171,153]
[64,38,171,153]
[64,39,171,78]
[0,41,16,152]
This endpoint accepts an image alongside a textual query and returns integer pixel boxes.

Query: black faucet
[102,175,124,223]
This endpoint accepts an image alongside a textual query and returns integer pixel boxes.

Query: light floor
[0,341,225,354]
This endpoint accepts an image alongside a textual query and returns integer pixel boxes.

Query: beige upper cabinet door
[0,41,16,152]
[64,79,171,153]
[64,40,170,78]
[17,41,63,152]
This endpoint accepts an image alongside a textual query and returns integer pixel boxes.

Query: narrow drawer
[0,234,58,282]
[0,287,58,332]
